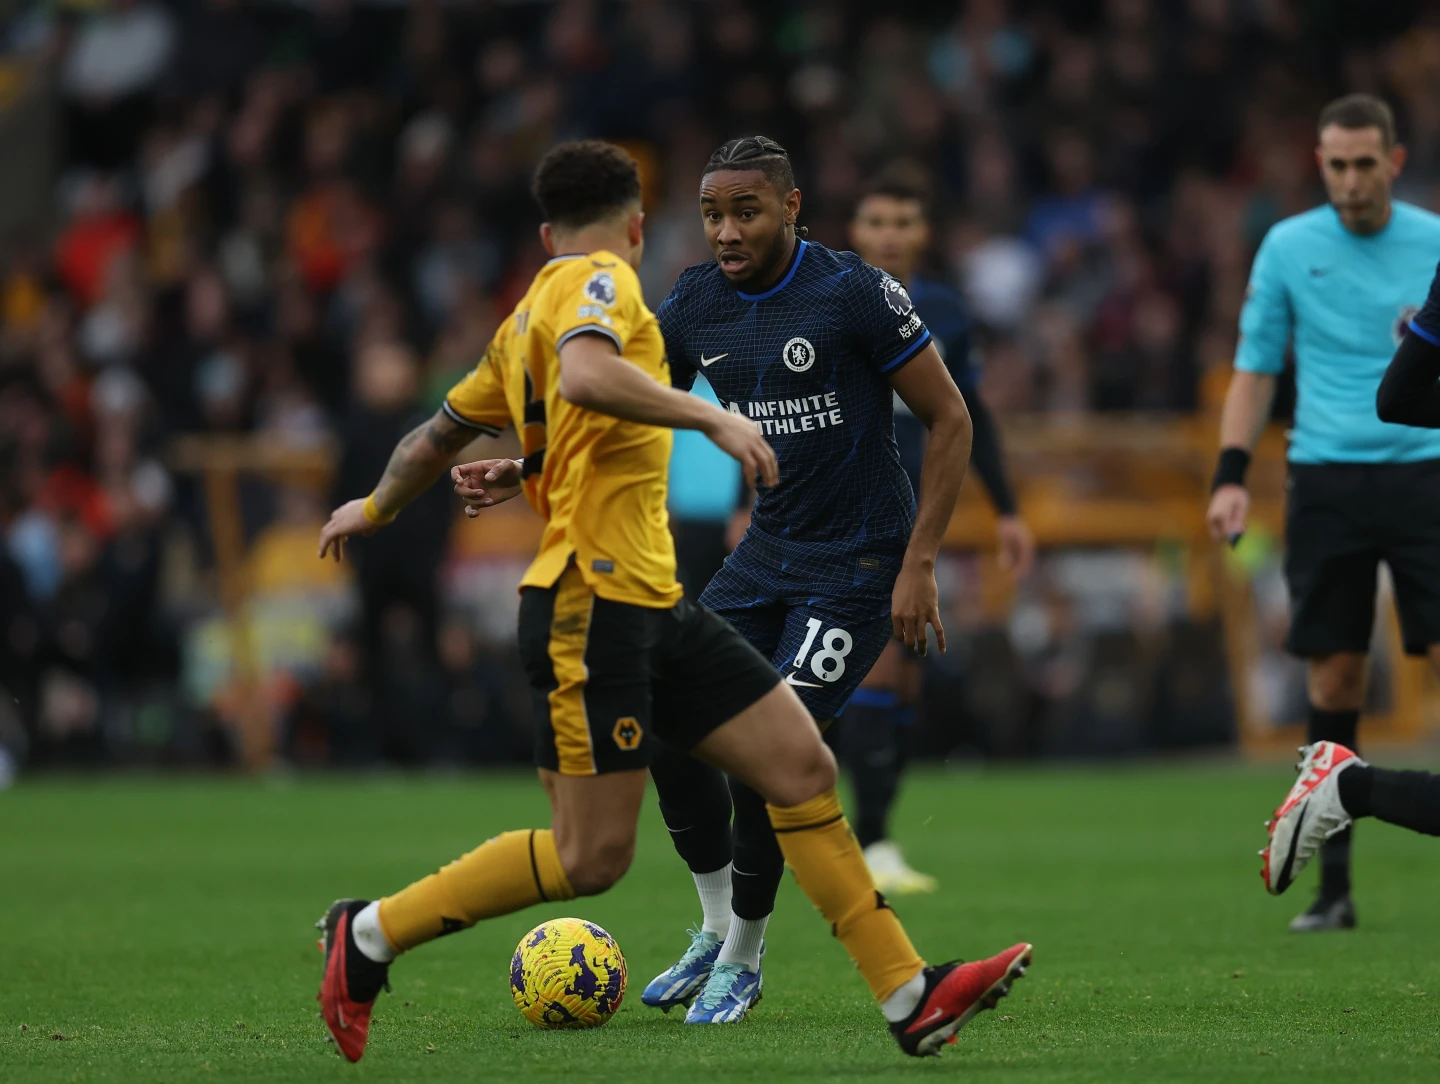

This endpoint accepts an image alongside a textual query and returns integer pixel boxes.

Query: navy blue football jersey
[660,239,932,591]
[908,274,974,392]
[895,273,974,486]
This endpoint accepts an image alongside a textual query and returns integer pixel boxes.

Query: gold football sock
[378,829,574,953]
[768,789,925,1002]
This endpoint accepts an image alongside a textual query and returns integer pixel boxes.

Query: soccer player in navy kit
[639,137,982,1024]
[843,175,1034,896]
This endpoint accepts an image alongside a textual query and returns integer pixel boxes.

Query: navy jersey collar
[736,239,808,301]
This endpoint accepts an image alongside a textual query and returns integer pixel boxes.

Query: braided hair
[703,136,808,237]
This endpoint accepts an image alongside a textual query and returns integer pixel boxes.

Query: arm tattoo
[371,411,477,515]
[425,415,483,456]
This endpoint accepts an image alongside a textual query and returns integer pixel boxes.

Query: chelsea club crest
[782,336,817,372]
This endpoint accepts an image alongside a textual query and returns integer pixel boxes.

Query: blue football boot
[684,945,764,1024]
[641,927,720,1012]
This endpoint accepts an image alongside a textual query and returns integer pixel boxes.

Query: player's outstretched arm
[558,332,778,487]
[317,408,480,561]
[889,344,973,656]
[1205,370,1277,545]
[1378,327,1440,428]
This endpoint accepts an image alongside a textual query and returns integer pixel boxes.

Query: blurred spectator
[8,0,1440,768]
[284,629,373,765]
[53,176,141,308]
[334,340,453,758]
[61,0,176,169]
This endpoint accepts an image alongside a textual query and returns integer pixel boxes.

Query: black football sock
[1310,706,1359,899]
[728,777,785,922]
[1339,763,1440,836]
[842,693,904,849]
[652,743,735,875]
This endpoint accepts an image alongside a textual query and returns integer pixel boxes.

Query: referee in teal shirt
[1208,94,1440,933]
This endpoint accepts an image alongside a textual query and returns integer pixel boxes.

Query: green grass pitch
[4,765,1440,1083]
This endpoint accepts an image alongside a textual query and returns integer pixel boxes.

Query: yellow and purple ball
[510,918,627,1028]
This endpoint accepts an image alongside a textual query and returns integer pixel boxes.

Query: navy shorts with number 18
[699,544,896,721]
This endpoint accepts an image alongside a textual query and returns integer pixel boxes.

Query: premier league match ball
[510,918,627,1029]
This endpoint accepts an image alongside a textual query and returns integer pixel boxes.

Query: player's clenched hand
[1206,484,1250,544]
[453,458,524,518]
[317,498,376,562]
[706,412,779,488]
[892,560,945,657]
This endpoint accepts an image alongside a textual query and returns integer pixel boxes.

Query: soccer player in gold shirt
[314,141,1032,1061]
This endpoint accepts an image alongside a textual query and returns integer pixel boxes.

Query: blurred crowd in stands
[0,0,1433,774]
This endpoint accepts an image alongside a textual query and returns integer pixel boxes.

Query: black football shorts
[517,562,780,775]
[1284,459,1440,658]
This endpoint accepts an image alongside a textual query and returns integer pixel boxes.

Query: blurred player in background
[1207,94,1440,931]
[633,136,979,1025]
[319,139,1033,1062]
[666,377,743,598]
[845,173,1034,894]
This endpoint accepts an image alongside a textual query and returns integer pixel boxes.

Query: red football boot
[890,942,1033,1057]
[316,899,390,1062]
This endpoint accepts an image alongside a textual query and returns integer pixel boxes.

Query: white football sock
[880,967,927,1022]
[693,865,732,939]
[351,901,397,963]
[716,913,768,972]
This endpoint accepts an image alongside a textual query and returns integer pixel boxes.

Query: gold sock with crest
[767,789,925,1001]
[378,829,574,953]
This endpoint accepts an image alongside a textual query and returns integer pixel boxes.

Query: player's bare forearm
[319,408,482,560]
[558,334,724,432]
[890,346,973,567]
[371,408,480,519]
[1205,370,1275,546]
[559,334,778,486]
[906,402,972,567]
[1219,371,1278,452]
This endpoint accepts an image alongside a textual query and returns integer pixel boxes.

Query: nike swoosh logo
[915,1006,947,1029]
[700,353,728,367]
[784,671,823,688]
[1277,803,1305,892]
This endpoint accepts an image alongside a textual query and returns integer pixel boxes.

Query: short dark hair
[855,166,932,220]
[703,135,796,192]
[531,140,642,230]
[1318,94,1397,148]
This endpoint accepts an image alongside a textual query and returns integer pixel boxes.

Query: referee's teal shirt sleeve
[1234,231,1292,375]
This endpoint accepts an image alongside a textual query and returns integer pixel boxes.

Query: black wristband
[1212,447,1251,491]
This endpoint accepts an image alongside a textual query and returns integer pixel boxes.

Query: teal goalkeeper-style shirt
[667,376,741,523]
[1236,200,1440,463]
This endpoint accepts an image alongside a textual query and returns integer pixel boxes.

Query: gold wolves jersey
[444,251,682,608]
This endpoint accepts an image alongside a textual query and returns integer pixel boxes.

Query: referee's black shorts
[1285,459,1440,658]
[516,562,780,776]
